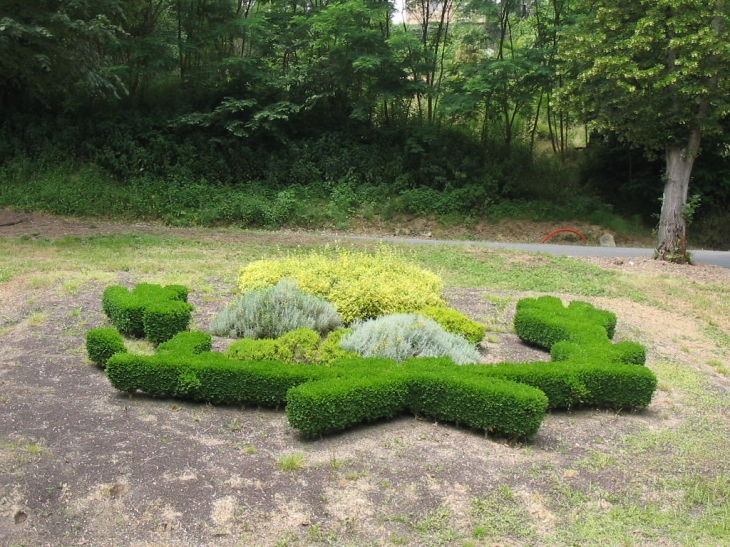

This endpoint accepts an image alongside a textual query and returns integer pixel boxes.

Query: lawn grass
[1,229,729,546]
[0,232,637,298]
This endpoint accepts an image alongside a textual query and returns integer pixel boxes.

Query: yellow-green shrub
[237,247,444,323]
[225,327,358,365]
[416,306,486,345]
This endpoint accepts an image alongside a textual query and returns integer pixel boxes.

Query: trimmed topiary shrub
[98,294,656,440]
[237,247,444,323]
[210,279,342,339]
[551,340,646,366]
[105,334,547,439]
[86,327,127,368]
[416,306,486,344]
[286,374,411,437]
[405,368,548,438]
[101,283,192,342]
[514,296,617,349]
[102,286,146,337]
[158,331,212,354]
[340,313,482,364]
[143,300,194,344]
[105,336,330,405]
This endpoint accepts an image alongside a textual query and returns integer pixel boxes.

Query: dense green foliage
[99,284,656,438]
[2,1,727,246]
[514,296,617,348]
[286,364,549,439]
[106,336,549,439]
[559,0,730,259]
[225,327,359,365]
[102,283,192,341]
[85,327,127,368]
[416,306,486,345]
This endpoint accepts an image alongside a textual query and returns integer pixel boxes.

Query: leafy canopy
[559,0,730,150]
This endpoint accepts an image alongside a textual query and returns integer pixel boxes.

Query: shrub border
[101,283,193,343]
[91,291,657,440]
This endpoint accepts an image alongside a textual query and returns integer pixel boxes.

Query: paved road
[327,235,730,269]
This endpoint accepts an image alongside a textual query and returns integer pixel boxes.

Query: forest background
[1,0,729,250]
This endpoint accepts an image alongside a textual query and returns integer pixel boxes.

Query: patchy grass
[27,311,48,327]
[1,227,730,546]
[278,452,306,472]
[412,246,624,296]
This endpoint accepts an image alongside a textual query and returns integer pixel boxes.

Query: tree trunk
[656,130,701,263]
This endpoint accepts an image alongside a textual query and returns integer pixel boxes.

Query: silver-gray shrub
[340,313,482,365]
[210,279,342,339]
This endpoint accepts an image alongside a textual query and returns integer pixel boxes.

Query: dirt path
[0,207,657,248]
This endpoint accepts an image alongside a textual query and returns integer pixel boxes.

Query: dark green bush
[102,286,146,337]
[100,294,656,439]
[406,368,548,438]
[287,374,410,437]
[461,360,584,410]
[105,346,328,405]
[573,363,657,409]
[612,342,647,365]
[86,327,127,368]
[143,300,194,344]
[551,340,646,366]
[158,331,212,355]
[101,283,192,341]
[514,296,617,349]
[409,356,656,412]
[105,333,547,439]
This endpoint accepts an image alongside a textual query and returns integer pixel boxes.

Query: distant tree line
[1,0,728,254]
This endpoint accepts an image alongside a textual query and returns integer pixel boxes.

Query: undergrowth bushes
[210,279,342,339]
[237,248,444,323]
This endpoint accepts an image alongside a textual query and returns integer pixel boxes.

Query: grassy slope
[1,231,729,546]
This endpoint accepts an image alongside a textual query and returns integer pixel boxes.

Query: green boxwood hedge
[106,343,548,439]
[101,283,192,342]
[86,327,127,368]
[404,368,548,438]
[287,374,411,437]
[514,296,617,349]
[96,292,656,441]
[406,358,656,410]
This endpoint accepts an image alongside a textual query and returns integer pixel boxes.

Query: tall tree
[399,0,456,124]
[560,0,729,262]
[0,0,126,109]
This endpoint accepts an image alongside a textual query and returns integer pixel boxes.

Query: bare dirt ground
[1,210,729,547]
